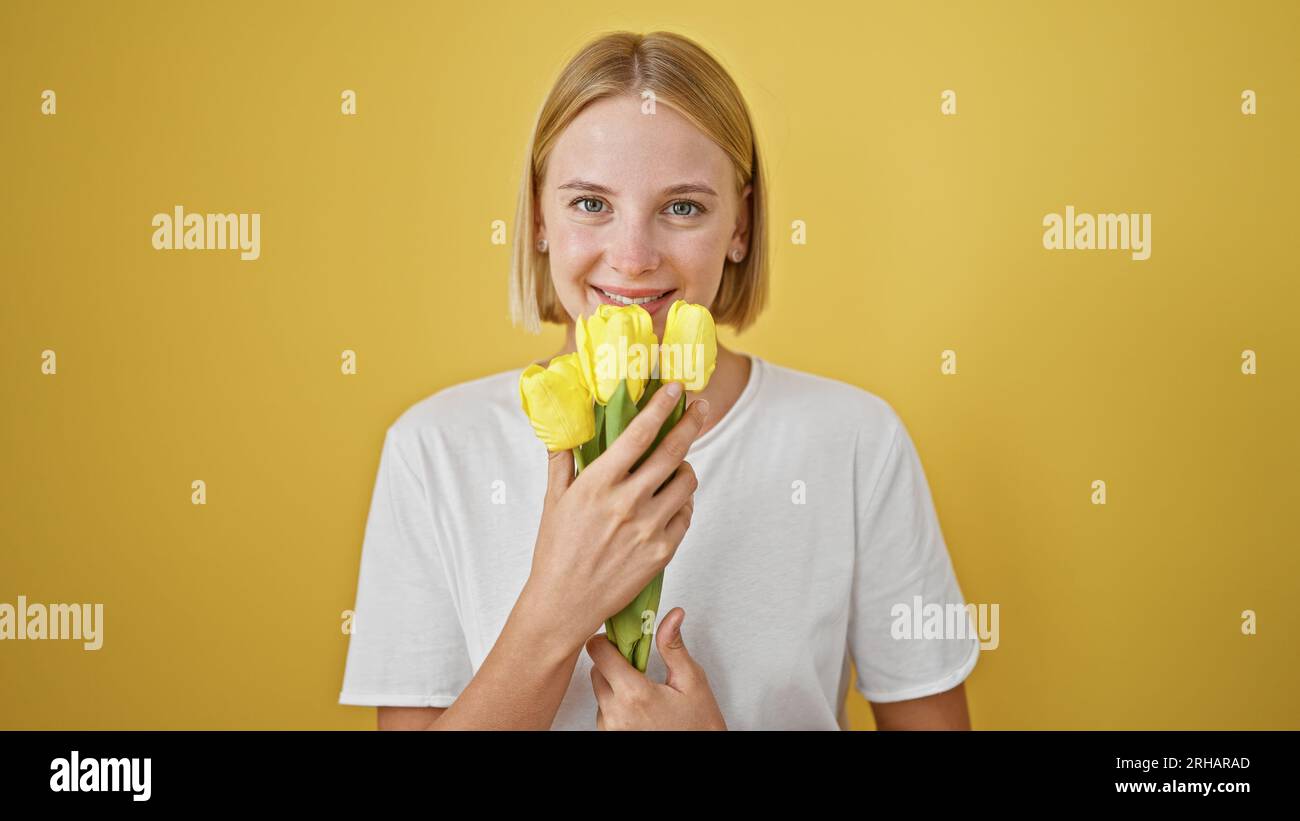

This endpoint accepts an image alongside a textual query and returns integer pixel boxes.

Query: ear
[732,182,753,248]
[533,183,547,246]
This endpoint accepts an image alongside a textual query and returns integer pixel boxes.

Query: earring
[537,239,548,253]
[731,248,743,262]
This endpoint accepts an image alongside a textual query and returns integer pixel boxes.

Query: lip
[590,284,678,315]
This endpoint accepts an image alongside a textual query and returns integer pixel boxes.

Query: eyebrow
[557,179,719,198]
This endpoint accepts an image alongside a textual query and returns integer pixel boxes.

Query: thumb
[657,607,696,687]
[545,448,574,507]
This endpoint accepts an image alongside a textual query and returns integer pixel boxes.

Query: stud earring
[537,239,548,253]
[731,248,743,262]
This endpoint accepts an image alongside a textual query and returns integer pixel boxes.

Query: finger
[679,494,694,525]
[664,499,693,546]
[544,448,574,508]
[590,664,614,708]
[587,381,685,482]
[626,398,709,500]
[645,462,697,530]
[585,632,646,692]
[655,608,696,687]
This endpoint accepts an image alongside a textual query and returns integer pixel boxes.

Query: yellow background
[2,0,1296,729]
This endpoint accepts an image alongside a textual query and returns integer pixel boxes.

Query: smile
[591,285,677,313]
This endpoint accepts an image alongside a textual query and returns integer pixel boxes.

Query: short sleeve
[338,426,474,707]
[847,412,980,703]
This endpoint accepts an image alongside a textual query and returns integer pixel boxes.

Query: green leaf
[630,392,686,481]
[600,378,677,672]
[636,377,660,411]
[632,569,664,672]
[579,403,605,468]
[604,379,638,459]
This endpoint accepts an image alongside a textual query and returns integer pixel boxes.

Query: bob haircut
[509,30,769,335]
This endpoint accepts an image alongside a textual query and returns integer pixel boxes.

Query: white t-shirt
[339,354,980,729]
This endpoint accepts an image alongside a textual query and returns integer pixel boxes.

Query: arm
[869,681,971,730]
[376,388,704,730]
[379,706,446,730]
[377,582,583,731]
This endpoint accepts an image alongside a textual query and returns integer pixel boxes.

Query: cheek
[550,228,604,275]
[670,230,727,265]
[664,231,728,290]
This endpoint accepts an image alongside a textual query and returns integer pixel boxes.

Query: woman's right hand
[524,382,710,651]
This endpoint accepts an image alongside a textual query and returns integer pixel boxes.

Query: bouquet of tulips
[518,300,716,672]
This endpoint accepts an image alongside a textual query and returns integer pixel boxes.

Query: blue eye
[567,196,706,217]
[571,197,606,214]
[668,200,705,217]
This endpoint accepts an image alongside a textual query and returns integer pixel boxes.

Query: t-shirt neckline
[687,353,763,454]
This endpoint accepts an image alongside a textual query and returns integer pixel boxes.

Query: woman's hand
[586,607,727,730]
[524,383,709,652]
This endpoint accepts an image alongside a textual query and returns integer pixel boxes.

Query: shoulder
[755,356,902,438]
[384,366,525,453]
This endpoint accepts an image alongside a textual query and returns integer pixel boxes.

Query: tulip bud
[659,300,717,392]
[518,353,596,452]
[577,304,657,405]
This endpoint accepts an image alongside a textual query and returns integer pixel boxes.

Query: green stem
[604,379,636,449]
[632,391,686,490]
[599,379,684,672]
[632,568,664,672]
[636,377,661,411]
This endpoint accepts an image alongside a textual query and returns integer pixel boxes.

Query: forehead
[545,94,731,191]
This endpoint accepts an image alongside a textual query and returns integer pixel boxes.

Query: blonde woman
[339,30,978,730]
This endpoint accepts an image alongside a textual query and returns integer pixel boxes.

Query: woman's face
[536,93,751,339]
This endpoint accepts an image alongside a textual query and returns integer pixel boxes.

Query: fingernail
[694,399,710,417]
[664,381,682,399]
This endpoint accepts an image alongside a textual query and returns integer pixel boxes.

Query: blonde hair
[509,30,770,335]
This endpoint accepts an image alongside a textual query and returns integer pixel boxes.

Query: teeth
[600,288,670,305]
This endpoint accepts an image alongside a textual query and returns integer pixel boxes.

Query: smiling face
[535,93,751,339]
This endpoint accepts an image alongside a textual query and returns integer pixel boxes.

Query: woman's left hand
[586,607,727,730]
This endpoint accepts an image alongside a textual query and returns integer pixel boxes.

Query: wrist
[512,580,589,666]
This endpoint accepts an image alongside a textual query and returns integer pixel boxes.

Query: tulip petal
[518,355,595,451]
[660,300,717,391]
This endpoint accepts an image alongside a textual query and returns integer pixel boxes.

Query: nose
[603,218,661,279]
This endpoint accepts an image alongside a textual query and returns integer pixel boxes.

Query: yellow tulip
[518,353,595,452]
[659,300,717,392]
[575,304,657,405]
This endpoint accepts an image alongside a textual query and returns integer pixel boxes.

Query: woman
[339,30,978,730]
